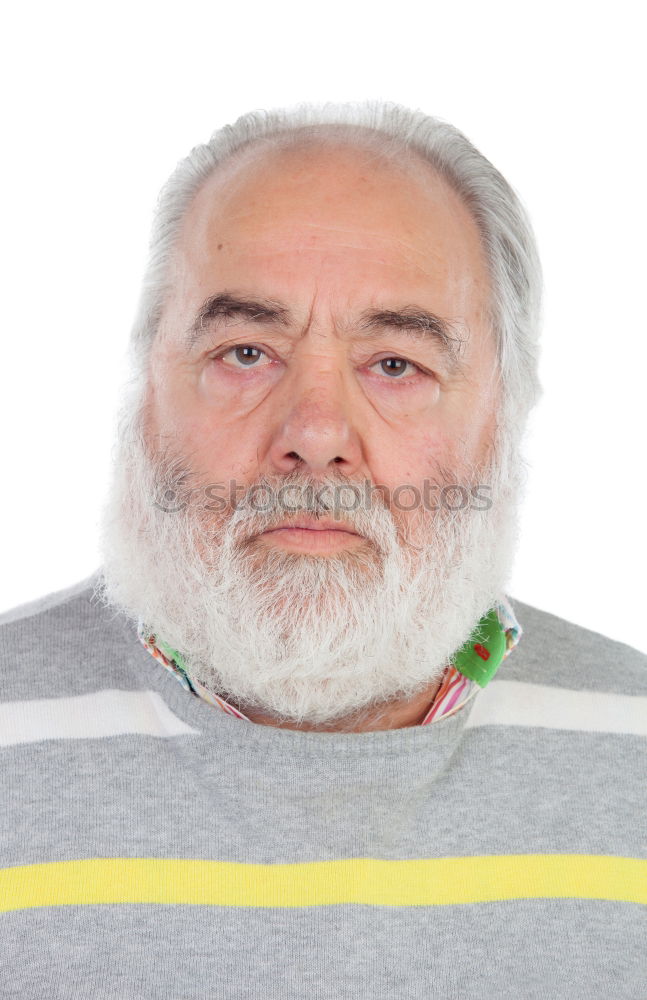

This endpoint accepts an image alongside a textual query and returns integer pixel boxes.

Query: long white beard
[97,403,523,729]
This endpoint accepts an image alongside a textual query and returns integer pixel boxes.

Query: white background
[1,1,645,652]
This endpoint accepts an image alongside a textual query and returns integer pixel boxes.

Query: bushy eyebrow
[185,293,289,351]
[185,292,467,373]
[357,308,467,371]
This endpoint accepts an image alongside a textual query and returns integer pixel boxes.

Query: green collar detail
[452,607,507,687]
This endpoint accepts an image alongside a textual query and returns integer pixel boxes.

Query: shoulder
[0,573,102,627]
[0,571,139,700]
[0,571,118,640]
[504,596,647,694]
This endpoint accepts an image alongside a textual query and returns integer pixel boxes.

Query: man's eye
[219,345,268,368]
[370,357,419,378]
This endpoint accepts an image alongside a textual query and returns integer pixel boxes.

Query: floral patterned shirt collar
[137,597,521,727]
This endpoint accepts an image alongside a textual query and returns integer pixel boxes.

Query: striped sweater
[1,572,645,999]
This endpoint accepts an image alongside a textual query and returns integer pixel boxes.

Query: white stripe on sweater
[0,689,199,746]
[1,681,645,747]
[465,680,647,736]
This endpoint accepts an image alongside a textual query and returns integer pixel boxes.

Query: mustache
[228,476,398,554]
[152,464,404,550]
[148,454,478,555]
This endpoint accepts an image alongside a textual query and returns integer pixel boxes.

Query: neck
[235,676,444,733]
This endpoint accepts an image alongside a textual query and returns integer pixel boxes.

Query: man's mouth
[257,515,364,553]
[267,515,359,533]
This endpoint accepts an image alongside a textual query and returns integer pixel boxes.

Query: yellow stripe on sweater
[1,855,644,913]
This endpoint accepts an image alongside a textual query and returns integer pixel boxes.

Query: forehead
[173,137,491,326]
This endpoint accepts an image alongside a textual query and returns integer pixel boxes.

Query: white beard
[97,400,524,730]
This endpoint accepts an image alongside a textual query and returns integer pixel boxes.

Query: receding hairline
[153,122,496,384]
[173,122,492,305]
[182,122,472,220]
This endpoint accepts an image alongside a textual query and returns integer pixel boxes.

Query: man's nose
[267,365,364,476]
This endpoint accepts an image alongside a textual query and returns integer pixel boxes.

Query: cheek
[405,430,454,472]
[182,418,258,482]
[367,429,453,497]
[144,392,239,480]
[147,365,268,477]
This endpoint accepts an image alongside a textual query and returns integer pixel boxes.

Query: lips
[264,516,359,535]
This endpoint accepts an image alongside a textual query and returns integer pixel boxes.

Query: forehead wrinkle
[231,224,442,261]
[294,287,326,343]
[295,220,428,246]
[222,233,468,287]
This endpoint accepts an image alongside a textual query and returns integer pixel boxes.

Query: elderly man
[1,104,645,998]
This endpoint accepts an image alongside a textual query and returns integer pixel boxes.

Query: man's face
[146,140,497,547]
[101,139,519,733]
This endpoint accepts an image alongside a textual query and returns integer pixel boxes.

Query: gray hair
[128,101,542,433]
